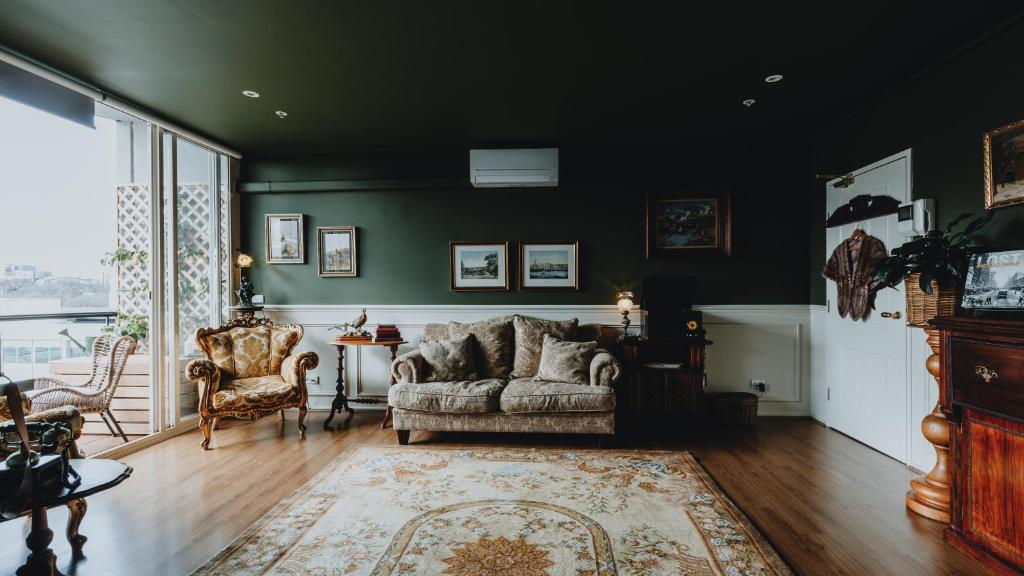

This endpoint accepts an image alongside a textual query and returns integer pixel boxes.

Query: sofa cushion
[212,375,297,410]
[422,323,450,342]
[448,316,514,379]
[500,378,615,413]
[389,379,506,414]
[510,315,579,378]
[535,335,597,385]
[419,336,478,382]
[228,325,272,379]
[269,326,301,374]
[201,331,236,377]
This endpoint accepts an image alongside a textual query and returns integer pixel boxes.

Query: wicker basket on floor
[905,272,959,328]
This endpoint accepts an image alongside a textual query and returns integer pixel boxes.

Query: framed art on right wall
[519,241,580,291]
[646,187,732,258]
[984,118,1024,209]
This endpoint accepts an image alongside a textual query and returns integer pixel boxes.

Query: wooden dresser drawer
[950,337,1024,421]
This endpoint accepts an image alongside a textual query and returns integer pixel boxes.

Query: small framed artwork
[984,118,1024,210]
[265,213,305,264]
[450,241,510,291]
[646,188,732,258]
[317,226,357,277]
[962,250,1024,313]
[519,241,580,291]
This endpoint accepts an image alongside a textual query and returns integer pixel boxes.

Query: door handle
[880,311,902,320]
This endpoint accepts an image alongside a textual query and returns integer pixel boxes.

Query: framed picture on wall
[519,241,580,291]
[984,118,1024,210]
[265,213,305,264]
[646,188,732,258]
[450,241,510,291]
[317,226,357,277]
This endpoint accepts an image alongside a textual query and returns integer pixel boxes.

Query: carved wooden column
[905,326,951,522]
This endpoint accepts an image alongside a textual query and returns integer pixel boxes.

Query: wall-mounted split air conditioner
[469,148,559,188]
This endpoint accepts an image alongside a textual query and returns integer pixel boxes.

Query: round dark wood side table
[323,340,407,430]
[2,459,132,576]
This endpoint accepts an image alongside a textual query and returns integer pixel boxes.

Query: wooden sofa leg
[396,429,410,445]
[199,417,212,450]
[298,406,308,437]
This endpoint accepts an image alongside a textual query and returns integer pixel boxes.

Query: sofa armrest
[186,359,222,415]
[590,349,622,387]
[392,350,426,384]
[282,351,319,400]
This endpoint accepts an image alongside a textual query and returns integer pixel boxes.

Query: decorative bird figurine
[352,308,368,330]
[330,308,370,336]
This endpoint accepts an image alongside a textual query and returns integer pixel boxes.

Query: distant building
[2,264,48,280]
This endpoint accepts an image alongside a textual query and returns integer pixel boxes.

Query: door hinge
[826,299,831,313]
[827,387,831,401]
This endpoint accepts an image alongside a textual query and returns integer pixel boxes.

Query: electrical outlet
[750,379,767,393]
[306,376,320,386]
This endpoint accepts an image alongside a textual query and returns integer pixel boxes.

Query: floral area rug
[193,447,791,576]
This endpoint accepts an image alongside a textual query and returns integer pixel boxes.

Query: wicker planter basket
[905,272,959,327]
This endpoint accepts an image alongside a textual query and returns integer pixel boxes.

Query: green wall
[239,141,811,305]
[809,18,1024,305]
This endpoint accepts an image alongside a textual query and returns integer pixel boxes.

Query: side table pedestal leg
[18,506,62,576]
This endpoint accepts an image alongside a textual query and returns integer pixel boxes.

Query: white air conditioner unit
[469,148,558,188]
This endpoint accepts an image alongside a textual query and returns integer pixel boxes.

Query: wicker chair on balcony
[26,334,137,443]
[186,316,318,450]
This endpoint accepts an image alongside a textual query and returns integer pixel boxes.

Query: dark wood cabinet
[620,337,707,424]
[934,316,1024,575]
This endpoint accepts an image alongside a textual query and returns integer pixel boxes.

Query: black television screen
[641,276,697,338]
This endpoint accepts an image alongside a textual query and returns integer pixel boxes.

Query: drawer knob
[975,366,999,383]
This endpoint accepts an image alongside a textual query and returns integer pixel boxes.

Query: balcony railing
[0,310,115,383]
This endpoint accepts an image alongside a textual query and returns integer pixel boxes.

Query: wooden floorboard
[0,413,992,575]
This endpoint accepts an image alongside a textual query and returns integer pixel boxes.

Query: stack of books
[374,324,403,342]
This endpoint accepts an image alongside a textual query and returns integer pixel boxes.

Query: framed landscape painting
[450,241,510,291]
[318,226,357,277]
[646,188,731,258]
[520,241,580,291]
[265,213,305,264]
[984,118,1024,210]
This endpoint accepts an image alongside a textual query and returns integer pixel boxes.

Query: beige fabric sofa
[388,315,621,444]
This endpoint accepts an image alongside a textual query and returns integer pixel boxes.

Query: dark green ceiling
[1,1,1021,154]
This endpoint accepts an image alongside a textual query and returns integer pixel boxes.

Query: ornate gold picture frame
[984,118,1024,210]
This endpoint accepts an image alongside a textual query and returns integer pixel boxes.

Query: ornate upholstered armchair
[27,334,136,443]
[186,316,318,450]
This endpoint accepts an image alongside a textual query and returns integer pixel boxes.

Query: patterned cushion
[389,379,506,414]
[535,335,597,385]
[229,325,271,379]
[419,336,478,382]
[212,375,297,410]
[422,323,450,341]
[202,332,236,377]
[448,316,514,379]
[269,326,301,374]
[500,378,615,413]
[510,315,579,378]
[0,394,31,420]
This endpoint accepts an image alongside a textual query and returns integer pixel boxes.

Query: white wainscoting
[263,304,812,416]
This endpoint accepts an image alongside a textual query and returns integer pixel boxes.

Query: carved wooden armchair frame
[186,316,318,449]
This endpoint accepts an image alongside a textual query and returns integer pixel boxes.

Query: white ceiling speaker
[242,90,260,98]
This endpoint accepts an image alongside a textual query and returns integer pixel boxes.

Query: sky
[0,95,117,279]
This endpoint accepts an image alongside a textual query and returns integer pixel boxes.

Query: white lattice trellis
[115,184,152,319]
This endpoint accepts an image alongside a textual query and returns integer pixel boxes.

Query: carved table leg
[18,506,62,576]
[381,344,399,429]
[906,327,951,523]
[66,498,87,554]
[323,345,352,430]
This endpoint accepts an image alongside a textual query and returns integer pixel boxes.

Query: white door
[824,150,911,462]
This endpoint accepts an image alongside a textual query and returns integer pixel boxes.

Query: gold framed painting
[984,118,1024,210]
[519,241,580,291]
[646,188,732,258]
[317,226,357,277]
[265,213,305,264]
[450,241,510,291]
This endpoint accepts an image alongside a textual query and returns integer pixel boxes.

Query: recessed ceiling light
[242,90,260,98]
[742,99,756,107]
[275,110,288,118]
[764,74,784,83]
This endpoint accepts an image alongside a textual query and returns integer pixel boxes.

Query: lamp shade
[616,291,634,313]
[236,252,254,268]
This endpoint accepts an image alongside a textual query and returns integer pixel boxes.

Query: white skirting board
[262,304,812,417]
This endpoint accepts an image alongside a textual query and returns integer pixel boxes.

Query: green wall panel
[809,19,1024,305]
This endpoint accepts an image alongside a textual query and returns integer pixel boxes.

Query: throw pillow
[448,316,514,379]
[419,335,478,382]
[511,314,579,378]
[535,334,597,385]
[421,323,450,342]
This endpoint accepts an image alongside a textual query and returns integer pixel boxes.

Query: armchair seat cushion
[212,375,297,410]
[499,378,615,414]
[389,379,506,414]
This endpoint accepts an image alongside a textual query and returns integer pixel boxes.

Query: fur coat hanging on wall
[823,234,887,321]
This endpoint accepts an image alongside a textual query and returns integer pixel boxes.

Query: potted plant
[102,312,148,352]
[872,212,994,326]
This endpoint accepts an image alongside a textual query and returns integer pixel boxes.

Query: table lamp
[616,291,634,335]
[235,251,255,307]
